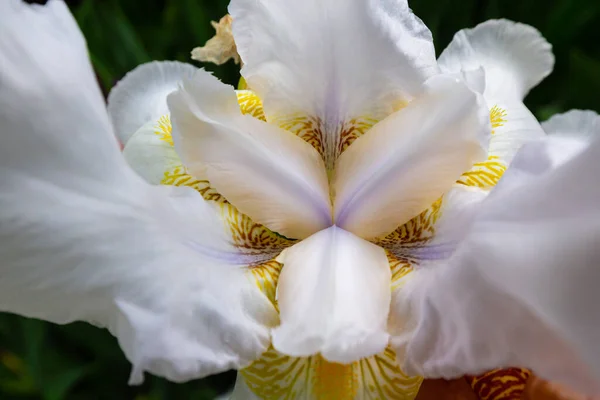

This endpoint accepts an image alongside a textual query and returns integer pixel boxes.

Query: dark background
[2,0,599,399]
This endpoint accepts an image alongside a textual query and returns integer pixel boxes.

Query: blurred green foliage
[2,0,599,399]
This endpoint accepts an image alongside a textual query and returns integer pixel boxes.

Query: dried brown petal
[191,15,240,65]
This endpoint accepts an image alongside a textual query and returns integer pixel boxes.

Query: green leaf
[42,366,89,400]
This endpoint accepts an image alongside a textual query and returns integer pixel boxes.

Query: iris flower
[1,0,600,399]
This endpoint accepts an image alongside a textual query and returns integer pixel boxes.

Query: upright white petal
[542,110,600,139]
[168,71,332,239]
[333,75,489,239]
[122,118,181,184]
[108,61,198,145]
[487,99,546,164]
[391,135,600,395]
[438,19,554,101]
[272,226,391,362]
[0,0,276,383]
[438,20,550,166]
[229,0,438,168]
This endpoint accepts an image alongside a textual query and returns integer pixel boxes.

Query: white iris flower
[1,0,600,399]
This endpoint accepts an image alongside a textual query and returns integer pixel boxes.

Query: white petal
[229,0,438,168]
[392,135,600,394]
[0,0,276,383]
[438,21,549,165]
[542,109,600,139]
[272,226,391,362]
[168,70,331,239]
[438,19,554,101]
[487,99,546,164]
[108,61,197,145]
[333,75,489,239]
[122,117,181,184]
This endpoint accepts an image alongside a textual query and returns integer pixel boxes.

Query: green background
[2,0,599,399]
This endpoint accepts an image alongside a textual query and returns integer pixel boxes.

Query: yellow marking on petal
[456,156,507,188]
[154,114,226,202]
[161,165,226,203]
[154,114,174,146]
[457,105,509,188]
[250,260,283,307]
[388,254,415,291]
[312,356,358,399]
[241,347,422,399]
[237,90,266,121]
[490,105,507,134]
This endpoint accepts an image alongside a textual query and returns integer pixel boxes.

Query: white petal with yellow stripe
[440,19,553,189]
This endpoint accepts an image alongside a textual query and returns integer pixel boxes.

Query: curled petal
[108,61,197,145]
[168,70,331,239]
[438,19,554,101]
[333,75,489,239]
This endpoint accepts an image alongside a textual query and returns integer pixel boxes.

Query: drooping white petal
[272,226,391,362]
[168,70,331,239]
[391,135,600,394]
[108,61,197,145]
[438,19,554,101]
[333,75,490,239]
[229,0,438,168]
[0,0,276,383]
[542,109,600,139]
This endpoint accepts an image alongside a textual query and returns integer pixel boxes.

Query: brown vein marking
[388,253,415,291]
[241,346,422,399]
[278,114,325,157]
[466,368,531,400]
[221,203,295,253]
[275,114,378,170]
[374,198,443,256]
[161,165,294,253]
